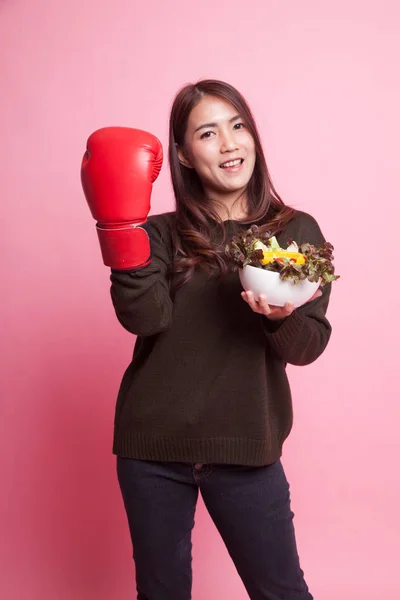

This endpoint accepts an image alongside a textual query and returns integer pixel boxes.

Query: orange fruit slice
[260,250,306,266]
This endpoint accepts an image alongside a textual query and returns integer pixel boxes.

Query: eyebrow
[193,114,242,133]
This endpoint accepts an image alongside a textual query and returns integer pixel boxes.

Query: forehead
[187,96,238,129]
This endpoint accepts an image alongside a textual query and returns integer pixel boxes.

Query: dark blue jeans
[116,457,313,600]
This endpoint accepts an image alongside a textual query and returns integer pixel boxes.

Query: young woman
[81,79,332,600]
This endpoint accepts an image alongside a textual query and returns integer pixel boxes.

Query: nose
[220,129,238,153]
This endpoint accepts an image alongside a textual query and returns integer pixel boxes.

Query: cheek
[248,152,257,170]
[191,145,218,173]
[245,136,256,157]
[246,141,257,168]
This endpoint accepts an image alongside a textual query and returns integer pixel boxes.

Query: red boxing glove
[81,127,163,270]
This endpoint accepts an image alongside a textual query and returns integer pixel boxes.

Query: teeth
[221,159,242,168]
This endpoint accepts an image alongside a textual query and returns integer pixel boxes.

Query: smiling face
[177,95,257,216]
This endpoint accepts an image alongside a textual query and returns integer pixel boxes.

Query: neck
[207,189,248,221]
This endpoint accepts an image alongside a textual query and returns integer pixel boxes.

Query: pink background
[1,1,399,598]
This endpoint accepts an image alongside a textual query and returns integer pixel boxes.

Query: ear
[176,144,193,169]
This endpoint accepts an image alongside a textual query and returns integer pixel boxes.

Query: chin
[225,178,252,192]
[207,174,251,196]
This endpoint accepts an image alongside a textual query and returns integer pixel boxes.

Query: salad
[225,224,339,286]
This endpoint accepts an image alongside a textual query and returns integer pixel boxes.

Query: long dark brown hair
[168,79,296,287]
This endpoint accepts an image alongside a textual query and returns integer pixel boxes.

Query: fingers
[241,285,323,318]
[310,289,323,302]
[241,291,295,319]
[257,293,271,315]
[267,300,295,320]
[241,290,263,314]
[297,289,322,308]
[281,301,295,316]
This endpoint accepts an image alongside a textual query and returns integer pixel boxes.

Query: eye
[200,130,215,139]
[234,122,246,130]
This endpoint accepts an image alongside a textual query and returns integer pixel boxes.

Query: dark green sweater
[110,210,332,466]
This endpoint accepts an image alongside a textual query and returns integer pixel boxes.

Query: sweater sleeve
[262,212,333,366]
[109,214,173,337]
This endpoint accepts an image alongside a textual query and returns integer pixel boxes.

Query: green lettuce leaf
[225,225,340,286]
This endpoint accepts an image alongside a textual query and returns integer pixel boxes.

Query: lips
[220,158,244,169]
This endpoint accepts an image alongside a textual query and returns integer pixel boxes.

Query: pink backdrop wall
[2,1,399,598]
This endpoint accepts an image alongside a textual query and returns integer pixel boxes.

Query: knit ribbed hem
[264,310,305,353]
[112,433,282,467]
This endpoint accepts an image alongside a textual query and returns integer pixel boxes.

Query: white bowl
[239,265,320,308]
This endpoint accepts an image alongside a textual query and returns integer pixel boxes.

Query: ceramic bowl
[239,265,320,308]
